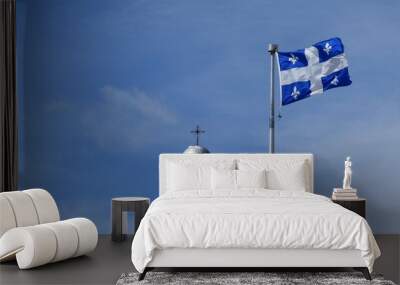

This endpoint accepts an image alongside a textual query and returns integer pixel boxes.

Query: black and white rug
[116,272,396,285]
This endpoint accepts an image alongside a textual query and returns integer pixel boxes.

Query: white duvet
[131,190,380,273]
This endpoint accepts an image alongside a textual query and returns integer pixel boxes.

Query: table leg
[112,201,124,242]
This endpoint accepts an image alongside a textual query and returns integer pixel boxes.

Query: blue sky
[17,0,400,233]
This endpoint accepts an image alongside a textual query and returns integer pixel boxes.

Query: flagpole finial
[268,44,278,54]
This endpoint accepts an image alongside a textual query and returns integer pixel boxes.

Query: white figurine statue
[342,156,352,190]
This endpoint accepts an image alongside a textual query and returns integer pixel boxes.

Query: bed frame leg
[138,268,148,281]
[354,267,371,280]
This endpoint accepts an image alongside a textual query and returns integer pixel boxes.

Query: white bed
[131,154,380,280]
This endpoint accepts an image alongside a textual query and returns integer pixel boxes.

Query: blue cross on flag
[277,37,352,106]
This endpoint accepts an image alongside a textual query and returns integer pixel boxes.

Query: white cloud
[101,86,177,124]
[81,86,179,152]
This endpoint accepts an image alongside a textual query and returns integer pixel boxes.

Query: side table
[332,198,366,218]
[112,197,150,242]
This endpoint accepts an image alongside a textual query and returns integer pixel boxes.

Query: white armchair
[0,189,98,269]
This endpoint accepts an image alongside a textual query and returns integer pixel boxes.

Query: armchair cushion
[0,218,98,269]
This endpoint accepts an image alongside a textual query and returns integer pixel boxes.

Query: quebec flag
[277,37,352,106]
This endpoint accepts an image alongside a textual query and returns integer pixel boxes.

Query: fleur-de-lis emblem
[323,42,332,55]
[330,75,339,86]
[291,86,300,99]
[288,54,298,64]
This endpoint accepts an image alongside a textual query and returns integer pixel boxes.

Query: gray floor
[374,235,400,284]
[0,235,399,285]
[0,235,133,285]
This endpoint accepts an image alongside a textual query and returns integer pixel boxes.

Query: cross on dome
[288,54,298,64]
[291,86,300,99]
[323,42,332,55]
[190,125,205,146]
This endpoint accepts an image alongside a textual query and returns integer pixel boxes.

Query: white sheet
[131,190,380,273]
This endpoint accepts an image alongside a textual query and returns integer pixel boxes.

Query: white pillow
[238,159,308,191]
[167,160,235,192]
[167,163,205,191]
[211,168,236,190]
[237,169,267,189]
[211,169,268,190]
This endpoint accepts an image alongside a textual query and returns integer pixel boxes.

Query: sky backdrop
[17,0,400,233]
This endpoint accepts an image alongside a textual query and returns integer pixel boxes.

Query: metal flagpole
[268,43,278,153]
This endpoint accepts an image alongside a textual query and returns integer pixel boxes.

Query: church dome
[184,145,210,154]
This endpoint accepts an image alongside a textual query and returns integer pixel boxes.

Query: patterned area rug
[116,272,396,285]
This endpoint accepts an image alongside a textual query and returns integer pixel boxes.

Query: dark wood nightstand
[111,197,150,242]
[332,198,366,218]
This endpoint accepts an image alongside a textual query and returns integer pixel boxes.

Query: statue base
[334,188,357,192]
[332,188,358,200]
